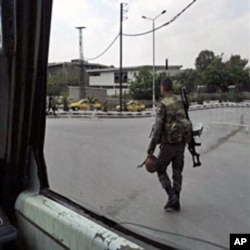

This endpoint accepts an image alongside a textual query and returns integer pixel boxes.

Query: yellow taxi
[116,100,145,112]
[69,99,102,111]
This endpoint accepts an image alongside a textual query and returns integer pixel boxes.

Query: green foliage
[172,83,182,94]
[200,56,225,92]
[174,69,201,92]
[86,96,98,103]
[47,72,80,95]
[128,67,152,100]
[47,72,67,95]
[195,50,215,71]
[122,101,128,111]
[102,101,108,112]
[128,67,166,100]
[224,55,249,91]
[197,94,204,104]
[227,85,244,103]
[62,95,70,111]
[175,50,250,96]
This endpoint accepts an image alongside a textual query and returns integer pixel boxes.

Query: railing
[208,103,250,132]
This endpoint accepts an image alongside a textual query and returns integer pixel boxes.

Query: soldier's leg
[172,145,185,193]
[171,145,185,211]
[156,144,178,211]
[156,144,173,191]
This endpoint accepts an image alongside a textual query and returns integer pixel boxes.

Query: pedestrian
[47,94,56,116]
[146,77,192,212]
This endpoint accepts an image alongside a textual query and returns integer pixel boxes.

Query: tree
[195,50,215,71]
[224,55,249,91]
[200,55,226,92]
[129,67,166,100]
[194,52,249,93]
[202,54,249,92]
[129,68,152,100]
[47,72,67,95]
[174,69,201,92]
[47,72,81,96]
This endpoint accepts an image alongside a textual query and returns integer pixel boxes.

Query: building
[47,60,182,101]
[87,65,182,97]
[48,60,112,101]
[48,59,111,84]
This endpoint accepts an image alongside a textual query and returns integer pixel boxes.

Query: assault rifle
[180,87,202,167]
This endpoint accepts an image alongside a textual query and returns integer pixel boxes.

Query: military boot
[171,191,181,211]
[164,187,178,212]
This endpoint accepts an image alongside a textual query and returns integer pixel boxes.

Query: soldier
[147,77,191,212]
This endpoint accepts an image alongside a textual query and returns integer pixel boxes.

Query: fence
[209,105,250,132]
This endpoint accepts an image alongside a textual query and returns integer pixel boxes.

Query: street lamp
[142,10,166,115]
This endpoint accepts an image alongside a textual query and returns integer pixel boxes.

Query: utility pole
[119,3,123,112]
[119,3,128,112]
[76,26,86,99]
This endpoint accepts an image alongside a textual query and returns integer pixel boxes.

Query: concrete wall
[68,86,107,102]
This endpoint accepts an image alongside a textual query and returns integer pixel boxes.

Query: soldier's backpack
[161,96,192,144]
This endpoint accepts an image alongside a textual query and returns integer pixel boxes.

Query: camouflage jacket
[147,94,188,155]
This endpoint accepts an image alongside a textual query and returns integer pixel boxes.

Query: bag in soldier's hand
[145,155,157,173]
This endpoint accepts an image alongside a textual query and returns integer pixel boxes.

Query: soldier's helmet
[145,155,157,173]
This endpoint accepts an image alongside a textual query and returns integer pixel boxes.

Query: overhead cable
[84,0,197,60]
[84,33,119,61]
[123,0,197,37]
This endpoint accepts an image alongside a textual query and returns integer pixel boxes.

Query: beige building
[48,60,182,101]
[87,65,182,97]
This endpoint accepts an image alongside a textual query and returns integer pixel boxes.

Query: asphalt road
[44,108,250,250]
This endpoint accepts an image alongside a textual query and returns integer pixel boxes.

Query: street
[44,108,250,250]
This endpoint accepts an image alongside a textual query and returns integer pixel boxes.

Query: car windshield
[45,0,250,249]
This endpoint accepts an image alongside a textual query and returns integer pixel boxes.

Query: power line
[84,33,119,61]
[123,0,197,37]
[84,0,197,61]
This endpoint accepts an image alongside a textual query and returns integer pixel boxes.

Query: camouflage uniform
[147,94,187,194]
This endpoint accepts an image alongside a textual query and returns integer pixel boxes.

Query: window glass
[45,1,250,249]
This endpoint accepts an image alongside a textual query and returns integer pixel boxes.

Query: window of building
[89,72,101,76]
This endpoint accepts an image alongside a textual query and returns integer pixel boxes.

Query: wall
[68,86,107,102]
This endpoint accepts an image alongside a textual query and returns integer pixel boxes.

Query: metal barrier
[209,105,250,132]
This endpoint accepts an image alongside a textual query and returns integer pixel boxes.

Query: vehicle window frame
[0,2,2,51]
[0,0,15,57]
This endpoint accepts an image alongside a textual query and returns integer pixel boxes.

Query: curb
[47,102,250,119]
[189,102,250,111]
[47,111,153,119]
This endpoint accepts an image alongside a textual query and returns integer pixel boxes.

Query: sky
[48,0,250,69]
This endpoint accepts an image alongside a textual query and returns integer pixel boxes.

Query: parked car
[69,99,102,111]
[115,100,145,112]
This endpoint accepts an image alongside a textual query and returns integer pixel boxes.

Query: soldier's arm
[147,104,165,155]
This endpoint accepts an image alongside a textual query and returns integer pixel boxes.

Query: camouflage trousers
[154,143,185,192]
